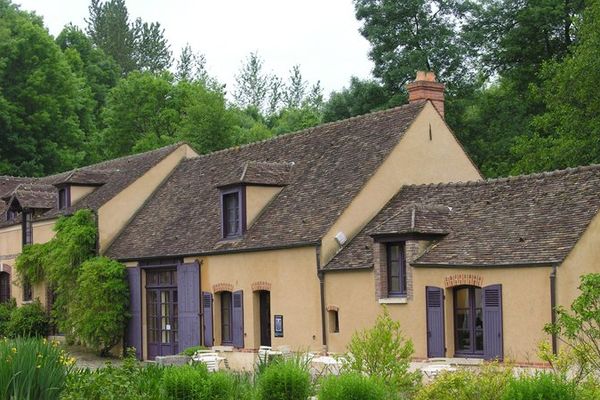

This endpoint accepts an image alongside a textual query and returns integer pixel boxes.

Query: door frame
[145,268,179,359]
[453,285,484,357]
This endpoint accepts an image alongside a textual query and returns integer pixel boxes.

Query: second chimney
[407,71,445,119]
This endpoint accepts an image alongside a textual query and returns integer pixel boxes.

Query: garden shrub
[318,372,386,400]
[0,337,74,400]
[161,364,209,399]
[257,358,312,400]
[502,373,577,400]
[180,345,208,356]
[62,353,165,400]
[345,306,421,396]
[70,257,130,355]
[0,298,16,337]
[6,299,49,338]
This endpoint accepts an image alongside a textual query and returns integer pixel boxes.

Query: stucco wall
[321,103,482,265]
[182,246,322,353]
[324,265,553,363]
[245,186,283,228]
[98,144,196,253]
[70,186,97,205]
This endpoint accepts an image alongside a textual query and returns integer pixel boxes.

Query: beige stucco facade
[321,103,482,265]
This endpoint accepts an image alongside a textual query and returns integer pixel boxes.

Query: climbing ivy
[15,209,129,354]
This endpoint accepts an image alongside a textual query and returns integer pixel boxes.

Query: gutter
[550,265,558,355]
[316,245,327,352]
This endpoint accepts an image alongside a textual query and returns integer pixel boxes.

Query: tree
[283,65,307,109]
[323,77,394,123]
[176,44,209,83]
[132,18,172,73]
[354,0,474,93]
[233,52,272,113]
[0,0,91,176]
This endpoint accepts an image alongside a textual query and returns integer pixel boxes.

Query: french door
[146,270,178,359]
[454,286,484,356]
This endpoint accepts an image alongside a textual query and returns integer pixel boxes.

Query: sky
[14,0,375,97]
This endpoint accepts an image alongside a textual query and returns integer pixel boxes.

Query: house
[0,143,197,309]
[2,72,598,366]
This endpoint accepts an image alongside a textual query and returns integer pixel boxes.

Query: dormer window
[387,243,407,297]
[6,209,16,221]
[221,187,245,238]
[58,187,70,210]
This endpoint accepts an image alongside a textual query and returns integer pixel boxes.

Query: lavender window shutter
[483,284,503,360]
[426,286,445,358]
[202,292,213,347]
[126,267,142,359]
[232,290,244,348]
[177,261,201,353]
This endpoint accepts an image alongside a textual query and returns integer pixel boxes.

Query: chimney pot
[407,71,445,119]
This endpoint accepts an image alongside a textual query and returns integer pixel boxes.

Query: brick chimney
[407,71,445,118]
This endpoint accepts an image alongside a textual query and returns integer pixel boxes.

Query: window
[0,272,10,303]
[221,188,243,238]
[221,291,233,344]
[387,243,407,296]
[58,187,70,209]
[22,211,32,246]
[454,286,483,356]
[328,310,339,333]
[6,209,16,221]
[22,280,32,302]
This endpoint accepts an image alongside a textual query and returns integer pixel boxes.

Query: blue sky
[15,0,374,98]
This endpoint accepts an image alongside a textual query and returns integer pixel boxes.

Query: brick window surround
[374,240,417,301]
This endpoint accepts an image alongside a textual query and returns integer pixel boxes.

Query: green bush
[180,345,208,356]
[205,371,235,399]
[345,306,421,396]
[318,372,386,400]
[161,364,209,399]
[62,354,165,400]
[0,337,74,400]
[0,299,16,337]
[6,300,49,338]
[502,373,577,400]
[70,257,130,355]
[257,358,312,400]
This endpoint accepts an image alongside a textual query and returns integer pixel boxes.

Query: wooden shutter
[232,290,244,348]
[177,261,201,353]
[126,267,142,359]
[483,284,503,360]
[202,292,213,347]
[426,286,445,358]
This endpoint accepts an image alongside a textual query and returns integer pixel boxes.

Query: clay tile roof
[325,165,600,270]
[368,203,451,236]
[105,101,427,260]
[0,143,183,227]
[4,184,57,210]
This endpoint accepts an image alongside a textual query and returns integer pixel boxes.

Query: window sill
[378,297,408,304]
[21,300,34,304]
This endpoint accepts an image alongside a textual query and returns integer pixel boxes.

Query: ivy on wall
[15,209,129,355]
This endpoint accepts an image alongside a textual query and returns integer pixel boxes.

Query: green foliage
[70,257,130,355]
[16,243,51,285]
[415,363,512,400]
[62,352,164,400]
[0,299,16,337]
[345,306,421,395]
[205,372,235,400]
[257,358,312,400]
[6,300,49,338]
[323,77,395,123]
[318,372,386,400]
[161,364,209,399]
[545,273,600,375]
[501,373,577,400]
[179,345,208,356]
[0,337,74,400]
[0,0,91,176]
[271,106,322,136]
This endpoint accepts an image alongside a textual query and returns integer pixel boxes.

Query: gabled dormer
[52,169,111,209]
[218,161,294,239]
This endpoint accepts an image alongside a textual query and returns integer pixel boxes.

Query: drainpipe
[550,265,557,355]
[316,245,328,353]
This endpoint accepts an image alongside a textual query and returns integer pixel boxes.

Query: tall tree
[0,0,91,176]
[132,18,172,73]
[233,52,272,113]
[354,0,474,93]
[176,44,208,83]
[283,65,307,109]
[322,77,394,123]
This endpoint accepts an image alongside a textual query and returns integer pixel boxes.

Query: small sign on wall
[274,315,283,337]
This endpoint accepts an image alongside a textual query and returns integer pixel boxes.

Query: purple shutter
[177,261,201,353]
[426,286,445,358]
[483,284,503,360]
[232,290,244,348]
[202,292,213,347]
[126,267,142,359]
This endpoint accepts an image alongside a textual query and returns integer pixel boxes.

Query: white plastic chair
[191,351,224,372]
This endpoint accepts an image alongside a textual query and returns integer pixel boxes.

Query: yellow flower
[11,347,16,353]
[36,365,41,369]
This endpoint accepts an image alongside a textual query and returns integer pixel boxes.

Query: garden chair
[420,358,457,379]
[190,351,225,372]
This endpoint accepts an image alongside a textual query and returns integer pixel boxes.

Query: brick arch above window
[0,263,11,274]
[212,283,234,293]
[251,281,271,292]
[444,274,484,288]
